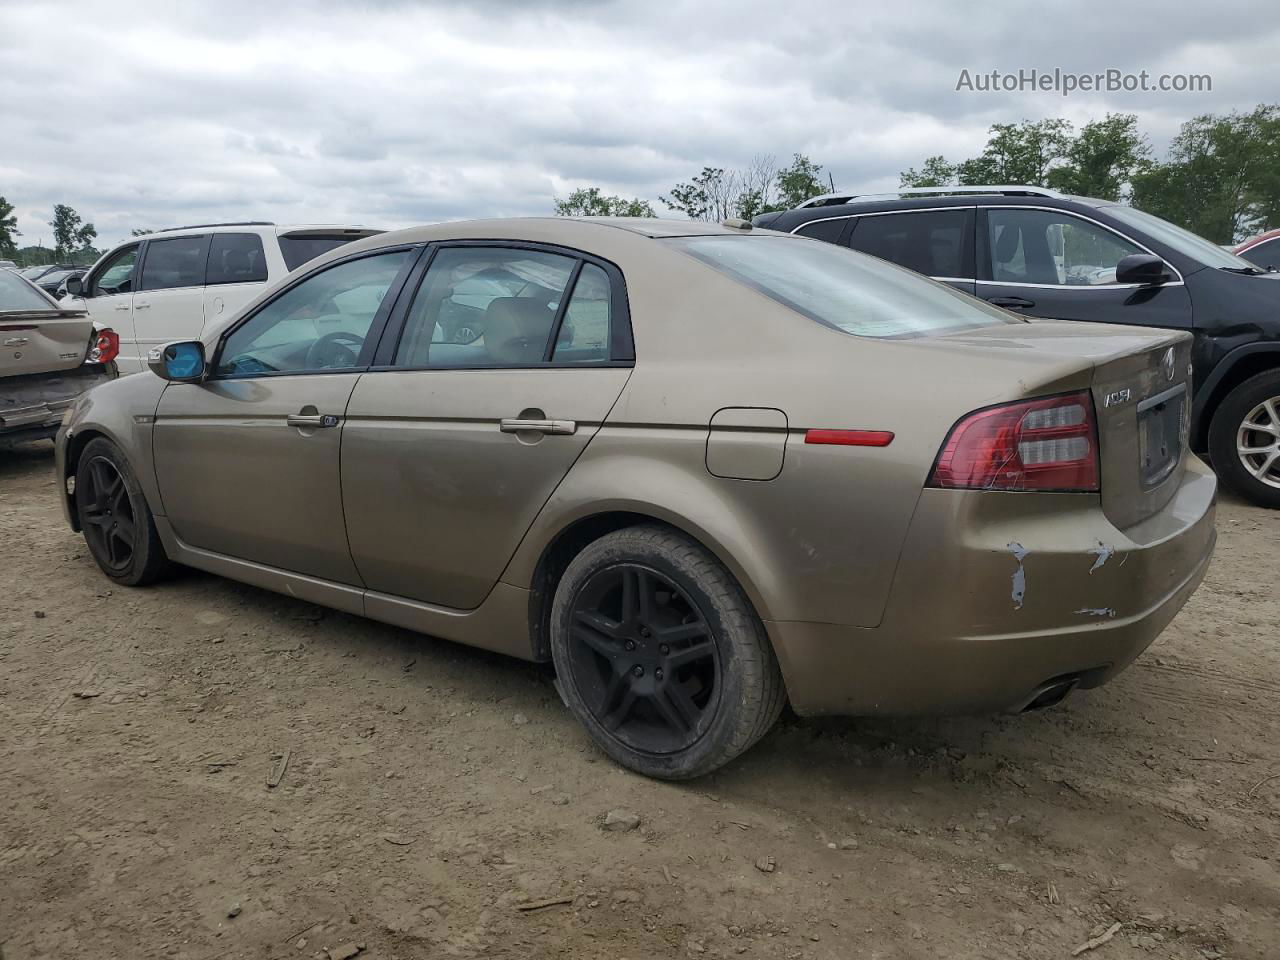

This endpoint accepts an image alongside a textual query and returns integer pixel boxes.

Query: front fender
[57,373,168,531]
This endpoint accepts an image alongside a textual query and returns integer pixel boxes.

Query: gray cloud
[2,0,1275,249]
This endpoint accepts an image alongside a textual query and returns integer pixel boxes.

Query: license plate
[1137,385,1186,487]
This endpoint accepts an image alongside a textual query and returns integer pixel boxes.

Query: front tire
[549,525,785,780]
[75,437,170,585]
[1208,370,1280,508]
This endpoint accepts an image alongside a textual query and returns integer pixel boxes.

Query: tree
[662,154,829,220]
[0,196,18,257]
[1131,105,1280,243]
[49,204,97,259]
[900,156,957,188]
[1047,114,1151,201]
[553,188,655,218]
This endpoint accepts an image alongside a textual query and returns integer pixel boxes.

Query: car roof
[1237,228,1280,251]
[345,217,765,248]
[138,222,381,240]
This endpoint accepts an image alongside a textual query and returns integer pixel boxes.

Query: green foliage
[1131,105,1280,243]
[49,204,97,259]
[1046,114,1152,201]
[662,154,829,221]
[0,195,19,257]
[900,156,957,188]
[553,187,655,218]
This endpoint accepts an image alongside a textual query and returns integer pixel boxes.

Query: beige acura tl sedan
[55,218,1217,779]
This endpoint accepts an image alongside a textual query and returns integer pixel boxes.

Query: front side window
[141,235,210,291]
[395,247,577,367]
[90,245,139,297]
[207,233,268,285]
[849,210,969,278]
[216,250,410,377]
[987,209,1145,286]
[667,235,1015,338]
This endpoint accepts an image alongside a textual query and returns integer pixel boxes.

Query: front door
[152,247,416,584]
[342,244,632,609]
[130,234,212,374]
[81,243,140,368]
[977,207,1193,328]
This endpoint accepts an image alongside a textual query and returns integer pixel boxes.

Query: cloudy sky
[2,0,1276,249]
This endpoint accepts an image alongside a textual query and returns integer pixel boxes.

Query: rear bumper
[767,457,1217,716]
[1,364,116,443]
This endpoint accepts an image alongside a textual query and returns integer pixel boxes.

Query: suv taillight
[85,328,120,365]
[927,391,1100,492]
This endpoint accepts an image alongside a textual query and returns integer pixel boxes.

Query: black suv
[755,186,1280,507]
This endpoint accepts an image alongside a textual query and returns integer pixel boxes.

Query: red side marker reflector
[805,429,895,447]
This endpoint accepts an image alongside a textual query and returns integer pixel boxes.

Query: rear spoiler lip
[0,307,89,322]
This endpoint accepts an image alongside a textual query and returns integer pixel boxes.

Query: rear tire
[549,525,785,780]
[1208,370,1280,509]
[75,437,170,586]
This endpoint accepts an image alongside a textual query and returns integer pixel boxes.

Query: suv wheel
[75,437,171,585]
[1208,370,1280,508]
[549,525,785,780]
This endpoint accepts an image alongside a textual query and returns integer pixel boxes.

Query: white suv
[66,222,382,374]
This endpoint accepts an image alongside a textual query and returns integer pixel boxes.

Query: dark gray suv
[756,186,1280,507]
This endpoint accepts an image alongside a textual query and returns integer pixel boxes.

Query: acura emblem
[1161,347,1176,382]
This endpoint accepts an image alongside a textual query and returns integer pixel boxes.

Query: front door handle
[500,418,577,435]
[287,413,340,428]
[987,296,1035,309]
[114,303,131,311]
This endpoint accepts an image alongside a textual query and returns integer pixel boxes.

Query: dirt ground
[1,441,1277,960]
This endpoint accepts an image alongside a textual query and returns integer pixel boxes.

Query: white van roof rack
[797,185,1065,208]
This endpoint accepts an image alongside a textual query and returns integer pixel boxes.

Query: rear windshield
[666,235,1017,338]
[278,235,363,272]
[0,270,55,311]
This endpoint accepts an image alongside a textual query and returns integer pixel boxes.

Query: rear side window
[848,210,968,278]
[552,263,611,362]
[207,233,268,285]
[141,235,210,291]
[793,218,848,243]
[278,236,361,272]
[667,235,1016,338]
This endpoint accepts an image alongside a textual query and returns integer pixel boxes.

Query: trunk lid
[1,270,95,377]
[933,320,1193,530]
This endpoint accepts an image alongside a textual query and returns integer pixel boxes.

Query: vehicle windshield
[1103,205,1260,271]
[0,270,57,311]
[665,234,1018,338]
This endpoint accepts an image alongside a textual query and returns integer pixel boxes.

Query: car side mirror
[1115,253,1170,285]
[148,340,207,383]
[64,275,84,296]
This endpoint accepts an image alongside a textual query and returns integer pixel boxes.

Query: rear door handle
[500,418,577,435]
[286,413,340,428]
[987,296,1035,309]
[134,301,151,310]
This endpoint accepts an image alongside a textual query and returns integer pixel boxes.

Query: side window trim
[976,206,1184,288]
[208,244,423,380]
[370,239,635,371]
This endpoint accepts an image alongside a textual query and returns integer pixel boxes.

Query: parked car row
[54,212,1216,779]
[754,186,1280,507]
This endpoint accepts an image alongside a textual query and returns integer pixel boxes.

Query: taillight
[928,391,1099,492]
[85,328,120,365]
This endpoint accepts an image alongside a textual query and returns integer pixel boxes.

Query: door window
[207,233,268,285]
[987,209,1146,286]
[394,247,577,367]
[552,263,612,362]
[140,235,211,291]
[215,250,410,376]
[794,218,848,243]
[848,210,968,278]
[90,245,140,297]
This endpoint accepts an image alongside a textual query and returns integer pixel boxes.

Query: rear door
[977,207,1193,328]
[846,208,976,295]
[341,243,633,609]
[130,234,211,373]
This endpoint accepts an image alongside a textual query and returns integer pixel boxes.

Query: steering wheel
[305,331,364,369]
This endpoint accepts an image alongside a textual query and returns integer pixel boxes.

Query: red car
[1235,229,1280,269]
